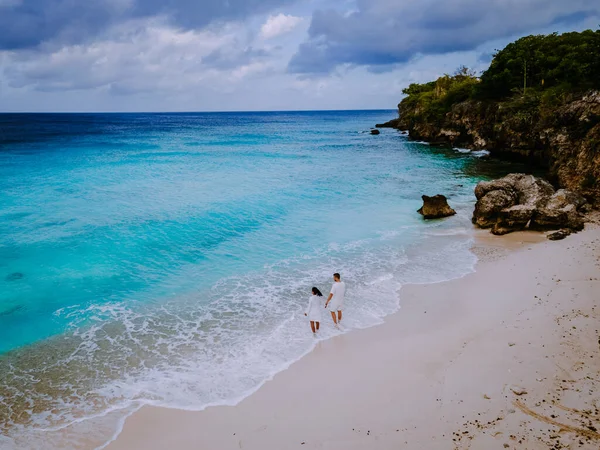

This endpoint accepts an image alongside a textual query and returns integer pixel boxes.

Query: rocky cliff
[385,91,600,206]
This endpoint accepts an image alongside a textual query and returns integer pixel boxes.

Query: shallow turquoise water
[0,111,524,448]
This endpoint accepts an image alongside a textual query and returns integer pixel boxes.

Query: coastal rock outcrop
[375,118,401,128]
[472,174,587,235]
[370,129,380,135]
[391,91,600,206]
[418,195,456,219]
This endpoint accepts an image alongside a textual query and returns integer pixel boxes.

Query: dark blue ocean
[0,111,522,448]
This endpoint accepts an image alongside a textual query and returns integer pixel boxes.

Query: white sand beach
[104,225,600,450]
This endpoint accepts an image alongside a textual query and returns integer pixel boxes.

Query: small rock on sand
[547,229,571,240]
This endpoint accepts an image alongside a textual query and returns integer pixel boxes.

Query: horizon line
[0,108,397,114]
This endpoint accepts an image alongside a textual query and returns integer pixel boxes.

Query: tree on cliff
[476,30,600,99]
[400,29,600,109]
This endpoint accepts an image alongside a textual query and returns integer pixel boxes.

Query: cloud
[0,0,297,50]
[1,0,599,112]
[2,19,275,94]
[288,0,600,74]
[259,13,303,39]
[202,46,271,70]
[477,52,494,64]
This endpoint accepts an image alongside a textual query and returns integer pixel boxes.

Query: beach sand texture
[105,225,600,450]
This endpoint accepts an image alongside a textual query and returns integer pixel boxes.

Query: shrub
[399,70,479,125]
[477,30,600,100]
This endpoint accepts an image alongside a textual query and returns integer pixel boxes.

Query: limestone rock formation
[375,118,401,128]
[472,174,588,235]
[418,195,456,219]
[389,91,600,206]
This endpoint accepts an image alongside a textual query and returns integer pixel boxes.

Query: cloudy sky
[0,0,598,112]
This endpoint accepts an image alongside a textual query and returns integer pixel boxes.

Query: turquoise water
[0,111,522,448]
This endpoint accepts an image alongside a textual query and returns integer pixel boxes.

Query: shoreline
[89,229,486,449]
[101,225,600,450]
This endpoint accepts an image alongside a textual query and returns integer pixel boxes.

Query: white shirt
[305,295,322,321]
[329,281,346,308]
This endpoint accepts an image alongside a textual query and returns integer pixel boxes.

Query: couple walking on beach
[304,273,346,334]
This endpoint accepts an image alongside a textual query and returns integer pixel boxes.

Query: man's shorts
[328,300,343,312]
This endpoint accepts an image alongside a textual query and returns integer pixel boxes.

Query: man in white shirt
[325,272,346,325]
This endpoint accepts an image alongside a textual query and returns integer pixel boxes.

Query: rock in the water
[418,195,456,219]
[547,229,571,240]
[370,129,380,135]
[472,173,587,235]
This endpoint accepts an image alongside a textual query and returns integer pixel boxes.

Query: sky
[0,0,598,112]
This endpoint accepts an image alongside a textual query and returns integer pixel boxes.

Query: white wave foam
[453,147,490,158]
[421,225,471,237]
[472,150,490,157]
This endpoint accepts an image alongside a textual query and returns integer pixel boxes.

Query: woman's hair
[312,287,323,297]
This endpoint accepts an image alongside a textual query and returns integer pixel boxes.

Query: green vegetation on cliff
[401,67,479,125]
[478,30,600,99]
